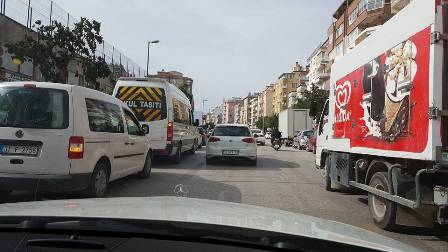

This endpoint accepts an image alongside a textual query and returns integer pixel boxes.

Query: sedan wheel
[86,162,109,198]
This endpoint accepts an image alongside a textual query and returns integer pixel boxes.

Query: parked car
[113,77,198,164]
[250,129,265,146]
[206,124,257,165]
[0,82,152,198]
[306,130,316,153]
[298,130,313,150]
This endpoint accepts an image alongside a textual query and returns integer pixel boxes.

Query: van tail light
[242,138,255,143]
[209,136,221,142]
[68,136,84,159]
[167,122,174,141]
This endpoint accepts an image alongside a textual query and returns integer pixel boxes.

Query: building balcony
[357,0,392,31]
[391,0,410,13]
[319,71,330,80]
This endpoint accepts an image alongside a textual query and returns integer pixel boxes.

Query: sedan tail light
[242,138,255,143]
[68,136,84,159]
[209,136,221,142]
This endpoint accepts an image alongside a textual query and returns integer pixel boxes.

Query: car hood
[0,196,419,252]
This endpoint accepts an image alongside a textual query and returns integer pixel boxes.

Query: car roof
[215,124,250,128]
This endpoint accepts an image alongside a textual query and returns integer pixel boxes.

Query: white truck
[279,109,313,144]
[314,0,448,230]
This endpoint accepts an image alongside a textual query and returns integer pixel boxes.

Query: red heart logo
[335,81,351,110]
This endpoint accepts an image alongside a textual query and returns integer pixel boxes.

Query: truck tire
[324,157,333,191]
[368,172,397,230]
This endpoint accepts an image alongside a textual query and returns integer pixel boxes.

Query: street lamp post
[202,99,208,125]
[146,40,159,77]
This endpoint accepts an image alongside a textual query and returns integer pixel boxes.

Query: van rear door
[114,82,168,150]
[0,84,72,175]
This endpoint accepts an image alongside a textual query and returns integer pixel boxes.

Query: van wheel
[86,162,109,198]
[368,172,397,230]
[173,144,182,164]
[138,152,152,179]
[188,141,196,155]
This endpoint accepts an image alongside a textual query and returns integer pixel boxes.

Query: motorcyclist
[271,128,282,145]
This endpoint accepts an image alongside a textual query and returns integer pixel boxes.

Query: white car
[265,132,272,139]
[0,82,152,198]
[206,124,257,165]
[113,78,198,164]
[250,129,266,146]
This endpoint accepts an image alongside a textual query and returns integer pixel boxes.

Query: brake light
[209,136,220,142]
[68,136,84,159]
[242,138,255,143]
[167,122,174,141]
[24,84,37,89]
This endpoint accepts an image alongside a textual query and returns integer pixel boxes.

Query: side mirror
[309,101,318,117]
[194,119,200,127]
[142,124,149,135]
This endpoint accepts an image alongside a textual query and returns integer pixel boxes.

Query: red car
[306,131,316,153]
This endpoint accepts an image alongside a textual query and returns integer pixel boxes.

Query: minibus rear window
[0,87,69,129]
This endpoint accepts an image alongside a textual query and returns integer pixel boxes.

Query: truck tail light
[167,122,174,141]
[209,136,220,142]
[68,136,84,159]
[242,138,255,143]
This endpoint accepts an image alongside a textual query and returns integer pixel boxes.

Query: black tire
[85,161,109,198]
[173,144,182,164]
[138,152,152,179]
[368,172,397,230]
[261,143,265,146]
[249,158,257,166]
[324,157,333,191]
[188,141,196,155]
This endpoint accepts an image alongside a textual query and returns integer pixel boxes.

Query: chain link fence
[0,0,145,78]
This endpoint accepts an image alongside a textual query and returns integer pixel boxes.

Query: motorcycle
[272,138,282,151]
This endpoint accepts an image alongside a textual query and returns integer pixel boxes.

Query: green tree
[6,18,111,89]
[255,115,278,130]
[294,85,329,119]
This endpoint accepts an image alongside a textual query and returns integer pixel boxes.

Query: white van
[113,78,198,163]
[0,82,152,198]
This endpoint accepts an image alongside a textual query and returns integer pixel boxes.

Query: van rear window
[115,86,167,122]
[0,87,68,129]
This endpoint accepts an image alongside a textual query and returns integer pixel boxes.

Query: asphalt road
[107,145,448,252]
[5,145,448,251]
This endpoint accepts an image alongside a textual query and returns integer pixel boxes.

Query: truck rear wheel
[323,157,333,191]
[368,172,397,230]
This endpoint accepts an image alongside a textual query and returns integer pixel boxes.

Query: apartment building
[391,0,410,14]
[328,0,394,63]
[306,40,330,90]
[249,96,259,128]
[233,102,243,124]
[222,98,242,124]
[257,84,275,118]
[273,63,308,114]
[242,93,257,126]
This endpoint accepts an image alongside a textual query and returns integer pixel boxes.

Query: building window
[348,8,358,26]
[367,0,384,11]
[358,0,367,13]
[335,42,344,57]
[336,24,344,38]
[347,27,359,46]
[328,34,333,45]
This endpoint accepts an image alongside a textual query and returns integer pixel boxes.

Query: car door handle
[124,142,135,146]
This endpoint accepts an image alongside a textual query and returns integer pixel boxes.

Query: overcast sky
[53,0,340,111]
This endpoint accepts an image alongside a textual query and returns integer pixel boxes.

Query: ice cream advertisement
[333,27,430,152]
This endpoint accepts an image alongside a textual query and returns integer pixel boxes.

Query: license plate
[223,150,239,156]
[0,145,38,156]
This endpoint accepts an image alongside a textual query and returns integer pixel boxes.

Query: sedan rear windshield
[213,126,251,137]
[0,87,69,129]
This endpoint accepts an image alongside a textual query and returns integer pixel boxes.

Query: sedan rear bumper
[206,147,257,160]
[0,173,91,192]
